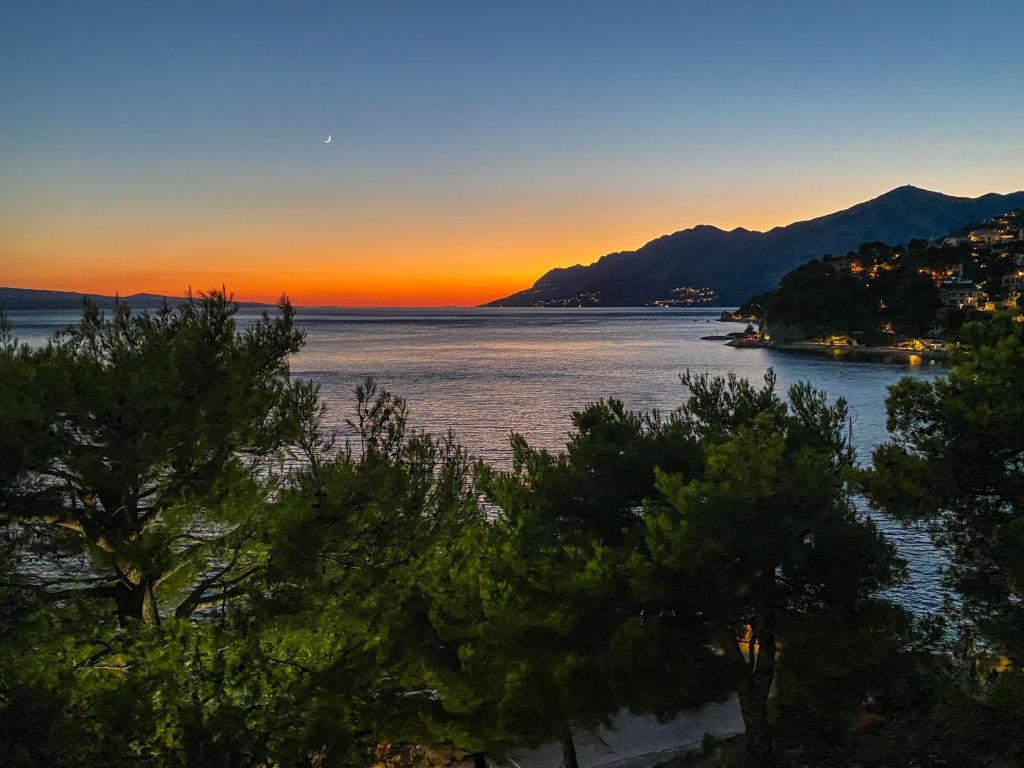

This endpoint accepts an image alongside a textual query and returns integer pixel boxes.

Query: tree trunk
[723,613,777,768]
[560,725,580,768]
[738,673,773,767]
[141,580,161,624]
[113,574,161,626]
[737,626,776,768]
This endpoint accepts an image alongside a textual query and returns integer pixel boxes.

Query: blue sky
[2,1,1023,304]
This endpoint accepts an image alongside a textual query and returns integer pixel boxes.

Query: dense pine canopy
[2,295,1024,767]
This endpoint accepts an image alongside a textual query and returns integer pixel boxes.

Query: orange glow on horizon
[4,181,1019,306]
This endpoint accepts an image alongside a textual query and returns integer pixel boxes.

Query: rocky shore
[725,337,950,363]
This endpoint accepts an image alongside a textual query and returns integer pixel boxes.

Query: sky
[2,1,1023,307]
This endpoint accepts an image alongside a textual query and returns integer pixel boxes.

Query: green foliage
[404,403,671,756]
[777,662,1024,767]
[642,371,903,766]
[740,240,950,343]
[256,378,485,761]
[0,368,473,767]
[9,292,1019,768]
[0,312,55,497]
[0,603,386,768]
[0,291,307,625]
[391,398,719,761]
[862,314,1024,661]
[755,259,877,339]
[769,600,919,755]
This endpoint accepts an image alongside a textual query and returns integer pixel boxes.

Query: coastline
[727,338,950,363]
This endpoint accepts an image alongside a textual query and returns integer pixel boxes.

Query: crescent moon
[324,134,332,143]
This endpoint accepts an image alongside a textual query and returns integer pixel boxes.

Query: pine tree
[862,314,1024,661]
[0,291,308,625]
[642,371,902,767]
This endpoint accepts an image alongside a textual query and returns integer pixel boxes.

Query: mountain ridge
[485,186,1024,307]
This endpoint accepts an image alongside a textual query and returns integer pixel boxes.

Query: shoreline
[727,338,950,363]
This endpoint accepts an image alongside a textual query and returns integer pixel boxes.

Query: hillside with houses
[735,209,1024,355]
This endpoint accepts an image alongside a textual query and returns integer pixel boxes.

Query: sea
[7,306,948,615]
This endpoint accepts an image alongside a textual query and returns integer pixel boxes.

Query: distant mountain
[0,288,272,311]
[485,186,1024,307]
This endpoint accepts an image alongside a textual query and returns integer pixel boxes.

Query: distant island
[727,209,1024,359]
[0,287,275,311]
[484,185,1024,307]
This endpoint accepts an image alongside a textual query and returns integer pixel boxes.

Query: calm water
[8,307,947,613]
